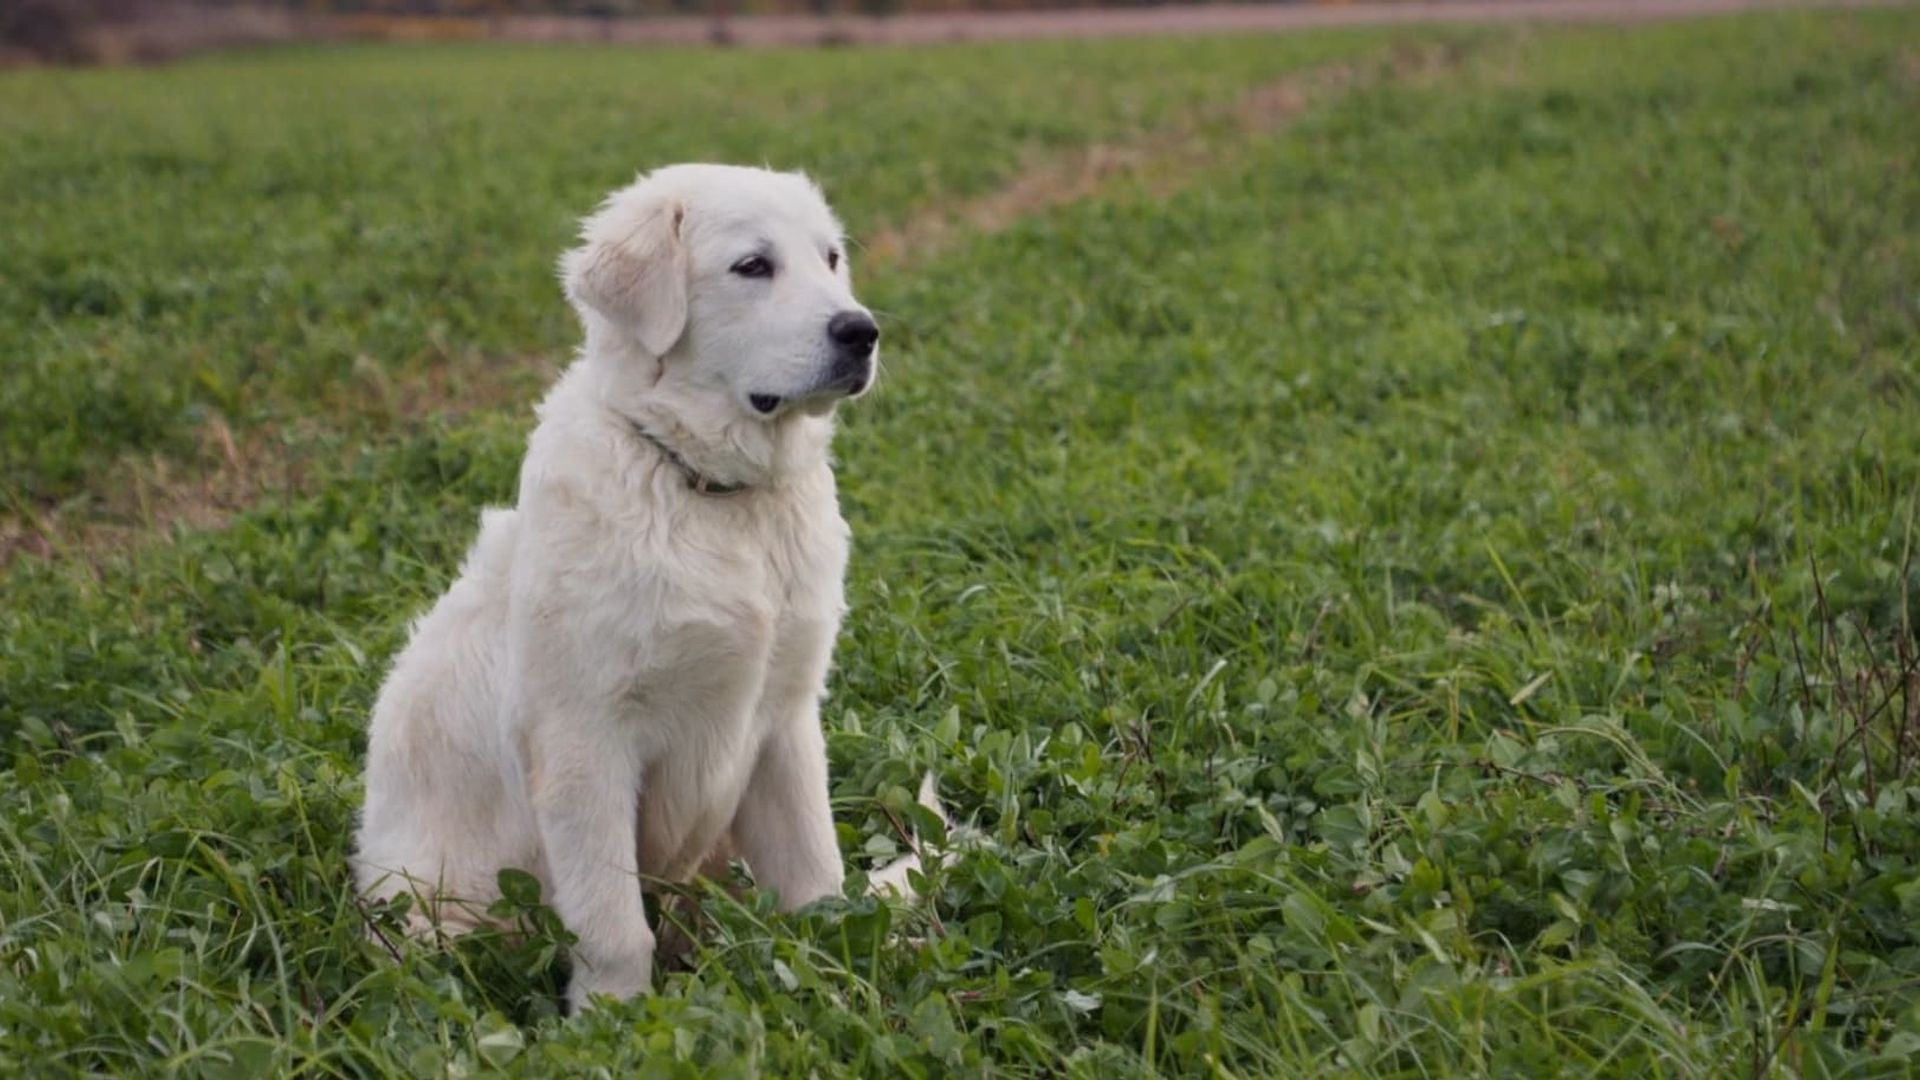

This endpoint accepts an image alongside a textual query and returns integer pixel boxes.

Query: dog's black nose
[828,311,879,357]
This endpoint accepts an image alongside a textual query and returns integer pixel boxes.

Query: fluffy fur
[353,164,915,1010]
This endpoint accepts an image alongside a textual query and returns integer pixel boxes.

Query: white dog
[354,164,917,1010]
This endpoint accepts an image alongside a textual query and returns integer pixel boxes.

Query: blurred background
[7,0,1489,64]
[5,0,1409,65]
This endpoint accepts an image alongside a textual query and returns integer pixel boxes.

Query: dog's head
[562,164,877,423]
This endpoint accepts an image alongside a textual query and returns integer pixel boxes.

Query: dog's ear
[562,197,689,357]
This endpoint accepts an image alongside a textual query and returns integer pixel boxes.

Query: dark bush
[1,0,137,63]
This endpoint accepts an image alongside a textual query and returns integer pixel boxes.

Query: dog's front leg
[729,719,844,910]
[524,709,656,1010]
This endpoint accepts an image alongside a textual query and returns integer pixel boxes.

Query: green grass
[0,31,1383,507]
[5,10,1920,1076]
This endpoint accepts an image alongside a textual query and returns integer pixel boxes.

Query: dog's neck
[576,326,836,493]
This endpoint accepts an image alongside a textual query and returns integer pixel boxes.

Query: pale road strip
[475,0,1907,49]
[54,0,1913,67]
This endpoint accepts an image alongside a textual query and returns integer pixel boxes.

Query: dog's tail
[867,773,947,900]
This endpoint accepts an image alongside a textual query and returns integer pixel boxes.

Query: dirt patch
[1,417,278,567]
[862,37,1470,267]
[0,353,554,571]
[862,52,1400,265]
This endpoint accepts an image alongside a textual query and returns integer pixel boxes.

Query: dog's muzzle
[750,312,880,415]
[824,310,878,395]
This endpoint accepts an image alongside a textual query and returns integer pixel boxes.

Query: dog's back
[354,508,541,932]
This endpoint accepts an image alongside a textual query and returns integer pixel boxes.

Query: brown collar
[623,417,747,497]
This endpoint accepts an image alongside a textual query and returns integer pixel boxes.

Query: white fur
[353,164,912,1010]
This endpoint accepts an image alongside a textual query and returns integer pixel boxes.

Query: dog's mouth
[747,374,869,418]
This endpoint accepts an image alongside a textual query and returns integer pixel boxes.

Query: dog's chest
[738,497,848,698]
[626,495,848,874]
[672,492,844,621]
[617,491,849,721]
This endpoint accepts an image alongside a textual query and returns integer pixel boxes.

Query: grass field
[4,10,1919,1076]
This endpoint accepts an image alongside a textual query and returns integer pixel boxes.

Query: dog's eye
[826,249,841,271]
[730,255,774,279]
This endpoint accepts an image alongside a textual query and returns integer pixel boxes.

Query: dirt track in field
[3,0,1905,565]
[0,49,1402,569]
